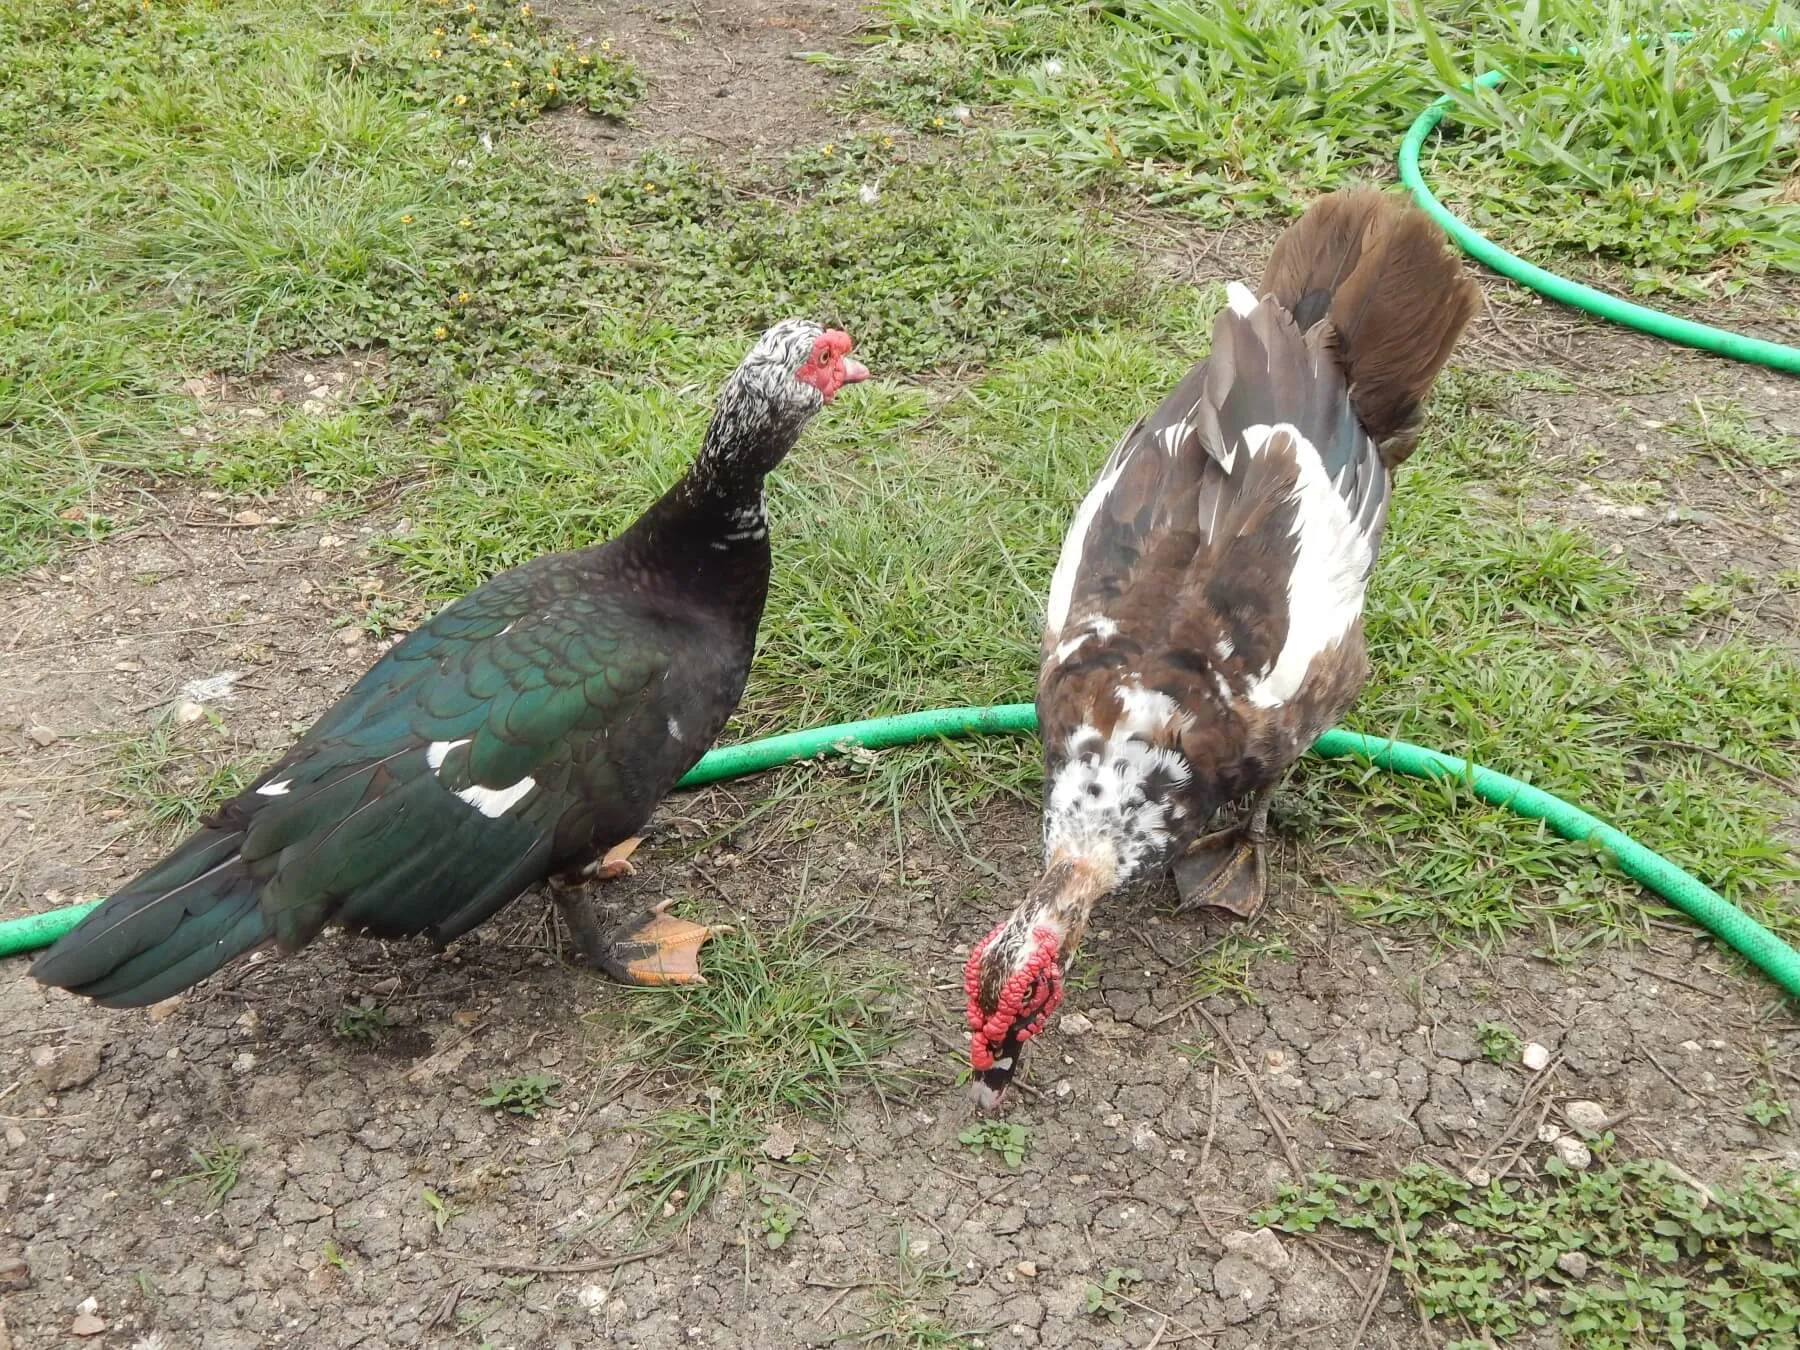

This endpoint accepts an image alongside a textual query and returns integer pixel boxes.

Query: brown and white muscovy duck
[964,190,1477,1108]
[34,320,866,1009]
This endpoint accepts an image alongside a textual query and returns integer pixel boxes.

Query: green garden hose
[4,704,1798,1002]
[1398,67,1800,374]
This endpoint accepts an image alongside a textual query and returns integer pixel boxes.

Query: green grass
[857,1228,977,1347]
[867,0,1800,292]
[478,1072,560,1118]
[108,724,254,839]
[1259,1156,1800,1348]
[601,910,906,1227]
[162,1141,248,1209]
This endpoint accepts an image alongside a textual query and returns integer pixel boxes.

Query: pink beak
[840,355,869,385]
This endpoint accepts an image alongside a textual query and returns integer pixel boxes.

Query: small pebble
[1564,1100,1609,1134]
[26,725,59,748]
[1552,1135,1592,1170]
[0,1254,29,1291]
[858,182,879,206]
[1556,1250,1590,1279]
[1059,1012,1094,1036]
[233,509,266,526]
[1464,1166,1491,1186]
[952,104,972,125]
[338,627,366,647]
[1521,1042,1550,1071]
[1015,1261,1037,1278]
[72,1312,106,1337]
[1222,1227,1292,1278]
[1042,58,1064,76]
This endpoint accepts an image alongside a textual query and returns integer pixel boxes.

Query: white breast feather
[1043,683,1193,884]
[1242,422,1373,710]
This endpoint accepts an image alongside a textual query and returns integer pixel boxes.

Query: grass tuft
[1259,1156,1800,1347]
[869,0,1800,287]
[603,909,906,1226]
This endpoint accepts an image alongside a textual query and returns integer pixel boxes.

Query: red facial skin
[963,922,1064,1072]
[794,329,869,402]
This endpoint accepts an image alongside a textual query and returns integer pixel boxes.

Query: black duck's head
[701,318,868,480]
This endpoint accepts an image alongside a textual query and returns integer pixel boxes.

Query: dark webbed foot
[1172,789,1273,919]
[553,892,730,987]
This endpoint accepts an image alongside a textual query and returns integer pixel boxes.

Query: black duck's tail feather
[1259,187,1478,467]
[30,828,272,1008]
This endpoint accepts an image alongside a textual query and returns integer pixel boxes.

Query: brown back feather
[1259,188,1478,468]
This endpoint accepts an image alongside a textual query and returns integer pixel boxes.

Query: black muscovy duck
[33,319,867,1008]
[964,190,1477,1107]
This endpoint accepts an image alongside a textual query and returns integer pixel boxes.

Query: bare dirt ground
[2,3,1797,1348]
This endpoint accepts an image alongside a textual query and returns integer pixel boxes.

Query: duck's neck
[1011,854,1116,956]
[613,394,804,607]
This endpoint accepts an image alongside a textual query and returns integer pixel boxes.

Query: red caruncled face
[964,922,1063,1107]
[793,329,868,402]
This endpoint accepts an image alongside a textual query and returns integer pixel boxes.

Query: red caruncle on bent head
[963,920,1064,1110]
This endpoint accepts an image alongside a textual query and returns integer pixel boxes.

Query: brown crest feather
[1259,188,1478,468]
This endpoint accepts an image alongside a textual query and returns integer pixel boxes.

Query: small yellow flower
[600,38,613,51]
[454,93,468,106]
[432,325,449,340]
[464,2,475,9]
[511,78,522,89]
[400,213,414,224]
[433,25,445,35]
[429,48,442,58]
[478,34,492,44]
[881,136,893,149]
[821,143,835,156]
[459,215,473,228]
[931,116,945,128]
[584,192,598,205]
[577,53,591,65]
[455,291,471,304]
[519,1,531,13]
[502,57,512,67]
[543,80,557,92]
[643,182,657,194]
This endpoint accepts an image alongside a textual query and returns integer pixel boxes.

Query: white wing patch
[667,717,683,739]
[256,779,292,797]
[456,778,537,818]
[427,738,471,772]
[1226,280,1259,317]
[1045,446,1134,638]
[1242,422,1374,710]
[1049,615,1120,667]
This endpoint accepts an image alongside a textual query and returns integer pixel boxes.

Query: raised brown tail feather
[1259,188,1478,468]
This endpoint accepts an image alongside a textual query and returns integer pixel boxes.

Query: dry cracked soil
[3,2,1798,1348]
